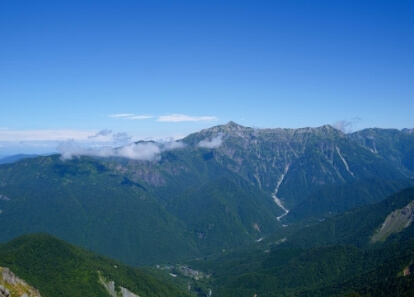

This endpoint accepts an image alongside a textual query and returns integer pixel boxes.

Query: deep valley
[1,122,414,296]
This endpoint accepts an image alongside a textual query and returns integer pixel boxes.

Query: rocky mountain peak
[224,121,245,129]
[210,121,251,134]
[402,128,414,134]
[313,124,343,135]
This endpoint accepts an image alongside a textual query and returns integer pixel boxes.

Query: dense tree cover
[0,234,192,297]
[287,178,414,222]
[283,187,414,249]
[167,174,281,250]
[184,187,414,297]
[0,155,199,265]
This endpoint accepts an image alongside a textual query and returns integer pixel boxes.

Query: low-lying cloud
[57,139,186,161]
[198,133,224,149]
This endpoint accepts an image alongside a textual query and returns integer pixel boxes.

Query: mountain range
[0,121,414,295]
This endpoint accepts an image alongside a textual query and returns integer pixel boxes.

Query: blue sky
[0,0,413,155]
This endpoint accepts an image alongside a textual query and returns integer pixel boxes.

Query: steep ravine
[273,164,290,225]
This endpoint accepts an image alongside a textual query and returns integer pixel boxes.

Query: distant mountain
[0,154,40,164]
[0,233,191,297]
[349,128,414,175]
[0,122,413,266]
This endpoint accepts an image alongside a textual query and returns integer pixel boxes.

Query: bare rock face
[371,200,414,242]
[120,287,140,297]
[0,267,41,297]
[2,268,17,285]
[0,285,10,297]
[99,272,140,297]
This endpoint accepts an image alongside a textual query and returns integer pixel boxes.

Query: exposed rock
[0,267,41,297]
[371,200,414,242]
[0,285,10,297]
[120,287,140,297]
[2,268,17,285]
[98,271,140,297]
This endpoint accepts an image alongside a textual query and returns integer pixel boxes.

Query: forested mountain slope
[0,234,191,297]
[0,122,413,266]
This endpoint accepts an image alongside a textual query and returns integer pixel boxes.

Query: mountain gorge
[1,121,414,296]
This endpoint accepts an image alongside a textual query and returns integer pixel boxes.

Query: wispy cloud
[158,114,218,122]
[57,141,161,161]
[109,114,155,120]
[109,113,218,123]
[112,132,132,144]
[198,133,225,149]
[88,129,113,139]
[87,129,132,144]
[333,117,362,133]
[109,114,135,118]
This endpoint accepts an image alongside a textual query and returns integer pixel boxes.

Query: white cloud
[57,141,162,161]
[109,114,154,120]
[110,113,218,123]
[333,117,361,133]
[159,139,187,150]
[128,115,155,120]
[158,114,218,123]
[109,113,136,118]
[88,129,113,139]
[198,133,224,149]
[57,138,186,161]
[117,142,162,161]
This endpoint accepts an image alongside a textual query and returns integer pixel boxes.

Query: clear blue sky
[0,0,413,155]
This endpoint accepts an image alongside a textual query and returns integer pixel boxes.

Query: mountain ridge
[1,122,414,266]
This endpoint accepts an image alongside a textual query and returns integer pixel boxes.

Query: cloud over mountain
[57,139,186,161]
[333,117,362,133]
[198,133,224,149]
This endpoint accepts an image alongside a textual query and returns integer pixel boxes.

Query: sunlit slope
[0,233,192,297]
